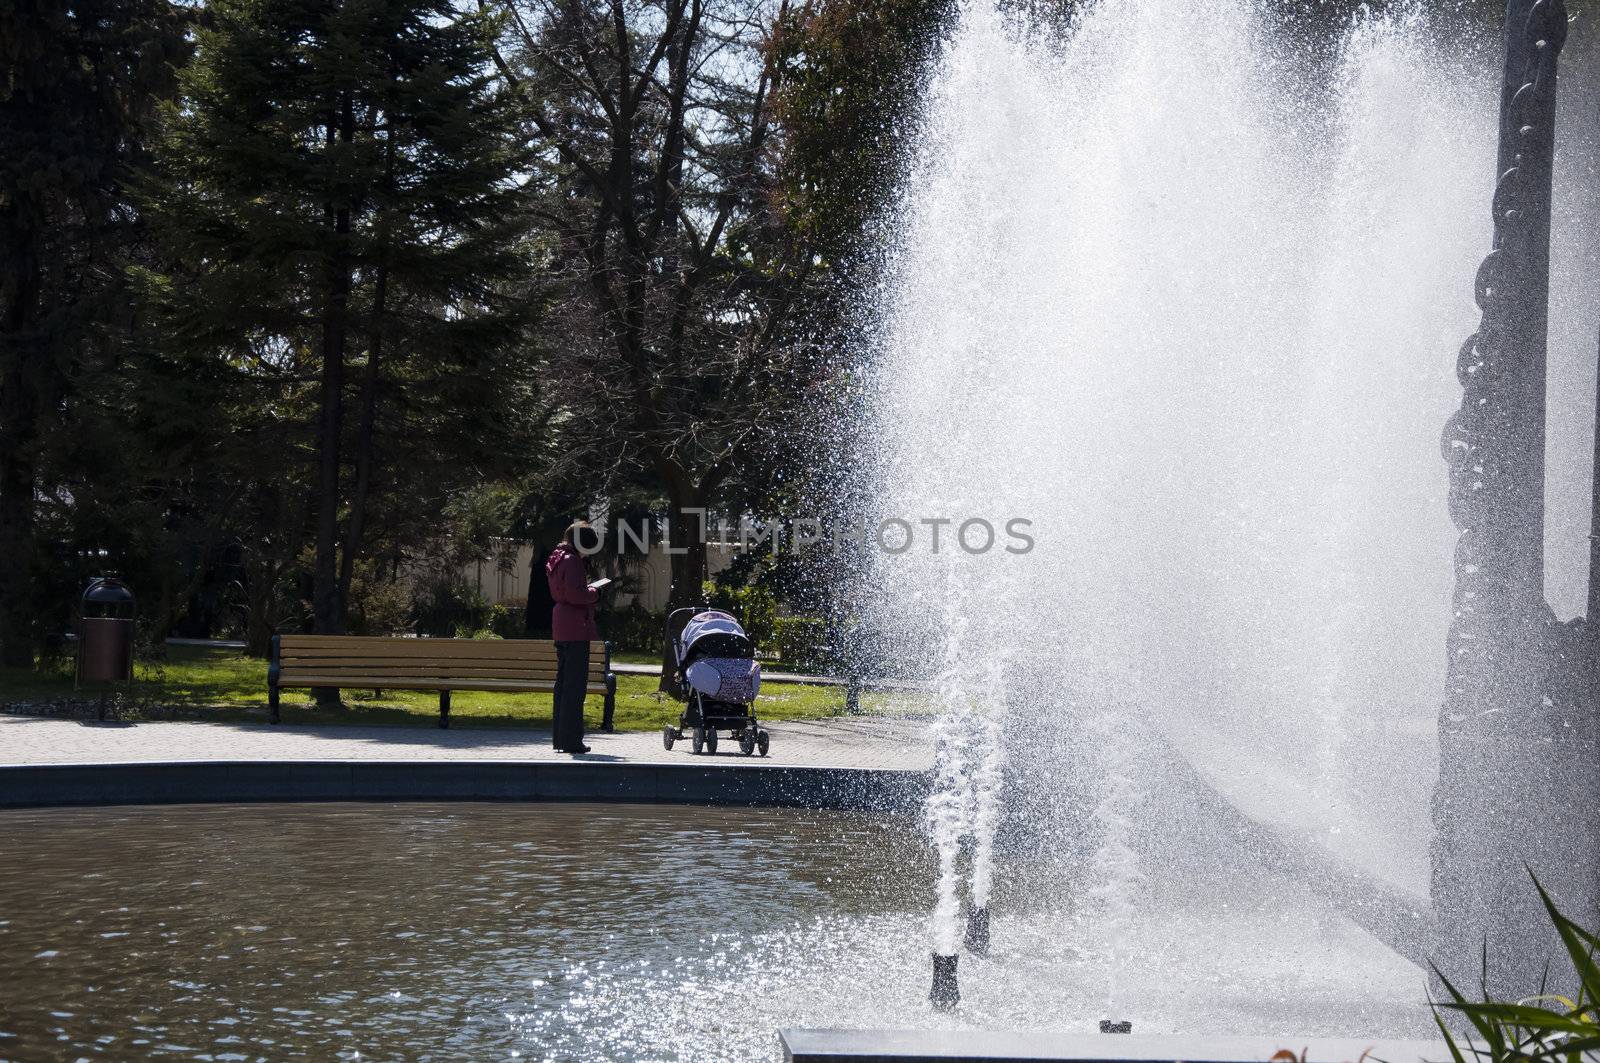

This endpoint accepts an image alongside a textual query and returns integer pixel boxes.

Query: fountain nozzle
[963,905,990,956]
[930,953,959,1010]
[1099,1020,1133,1034]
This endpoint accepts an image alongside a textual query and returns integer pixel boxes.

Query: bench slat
[275,665,601,681]
[275,676,607,693]
[280,645,563,662]
[275,656,601,672]
[278,636,605,660]
[283,646,569,665]
[278,669,567,682]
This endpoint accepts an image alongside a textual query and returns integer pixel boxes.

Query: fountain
[863,0,1599,1020]
[3,3,1599,1061]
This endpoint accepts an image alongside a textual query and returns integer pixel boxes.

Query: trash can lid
[83,577,135,606]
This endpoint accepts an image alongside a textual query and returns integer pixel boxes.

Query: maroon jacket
[546,542,599,642]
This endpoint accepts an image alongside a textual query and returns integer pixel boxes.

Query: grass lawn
[609,647,828,676]
[0,644,921,731]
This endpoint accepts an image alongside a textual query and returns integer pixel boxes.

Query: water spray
[963,710,1003,960]
[962,905,990,956]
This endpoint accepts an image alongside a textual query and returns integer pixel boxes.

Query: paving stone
[0,714,933,772]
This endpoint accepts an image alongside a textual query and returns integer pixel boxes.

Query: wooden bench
[267,635,616,730]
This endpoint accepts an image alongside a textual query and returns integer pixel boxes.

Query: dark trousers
[552,640,590,750]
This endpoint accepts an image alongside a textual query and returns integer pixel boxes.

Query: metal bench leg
[267,634,281,724]
[439,690,451,729]
[602,673,616,733]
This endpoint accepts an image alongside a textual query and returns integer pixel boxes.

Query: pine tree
[0,0,187,666]
[142,0,538,666]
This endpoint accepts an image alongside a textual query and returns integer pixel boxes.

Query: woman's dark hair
[564,520,601,554]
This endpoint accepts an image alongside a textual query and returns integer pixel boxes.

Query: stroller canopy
[679,610,753,660]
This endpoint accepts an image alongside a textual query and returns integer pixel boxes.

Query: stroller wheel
[691,727,705,755]
[739,731,756,756]
[756,729,770,757]
[704,728,718,755]
[662,725,677,752]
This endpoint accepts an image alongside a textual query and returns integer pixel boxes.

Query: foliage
[345,563,413,636]
[411,575,494,638]
[775,615,828,671]
[0,0,957,657]
[457,602,521,640]
[606,603,667,654]
[1433,876,1600,1063]
[0,0,189,665]
[490,0,840,607]
[770,0,954,285]
[138,0,541,642]
[490,601,527,640]
[704,581,779,647]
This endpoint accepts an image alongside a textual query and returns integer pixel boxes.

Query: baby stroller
[660,608,770,756]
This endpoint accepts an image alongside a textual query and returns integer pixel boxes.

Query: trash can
[78,577,136,684]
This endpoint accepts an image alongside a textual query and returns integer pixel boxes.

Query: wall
[461,538,745,613]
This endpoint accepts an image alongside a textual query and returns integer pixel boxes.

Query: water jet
[963,904,990,956]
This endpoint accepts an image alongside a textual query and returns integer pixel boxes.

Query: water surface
[0,802,1428,1061]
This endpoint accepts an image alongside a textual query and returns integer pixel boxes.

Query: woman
[546,521,601,754]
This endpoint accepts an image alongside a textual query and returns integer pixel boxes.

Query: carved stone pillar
[1434,0,1572,999]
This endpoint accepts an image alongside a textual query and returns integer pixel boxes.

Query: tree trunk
[0,212,41,668]
[313,96,354,636]
[664,477,708,610]
[311,97,355,706]
[312,258,349,640]
[337,260,385,620]
[0,376,38,668]
[525,546,554,638]
[337,131,395,625]
[244,554,279,658]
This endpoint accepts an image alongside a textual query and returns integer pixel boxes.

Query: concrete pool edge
[0,758,929,811]
[778,1029,1449,1062]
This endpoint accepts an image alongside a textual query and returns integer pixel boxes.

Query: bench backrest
[275,636,609,687]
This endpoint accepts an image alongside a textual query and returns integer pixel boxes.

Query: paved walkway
[0,714,932,771]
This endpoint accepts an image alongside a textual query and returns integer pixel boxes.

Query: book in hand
[587,577,613,591]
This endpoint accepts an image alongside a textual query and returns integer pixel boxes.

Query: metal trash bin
[78,577,136,684]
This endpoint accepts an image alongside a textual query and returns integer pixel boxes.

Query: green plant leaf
[1530,875,1600,1012]
[1433,1005,1472,1063]
[1435,964,1510,1057]
[1443,1002,1597,1036]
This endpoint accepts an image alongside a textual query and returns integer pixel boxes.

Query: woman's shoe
[564,744,591,754]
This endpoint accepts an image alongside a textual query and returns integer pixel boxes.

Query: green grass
[610,648,665,666]
[608,647,829,675]
[0,644,921,731]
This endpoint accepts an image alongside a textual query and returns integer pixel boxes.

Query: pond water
[0,802,1429,1061]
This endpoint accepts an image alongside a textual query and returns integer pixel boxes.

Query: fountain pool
[0,801,1430,1061]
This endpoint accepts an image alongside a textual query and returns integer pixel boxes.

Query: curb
[0,759,929,812]
[778,1030,1447,1063]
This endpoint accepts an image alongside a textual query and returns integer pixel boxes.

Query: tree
[0,0,187,666]
[141,0,539,668]
[769,0,953,300]
[492,0,831,608]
